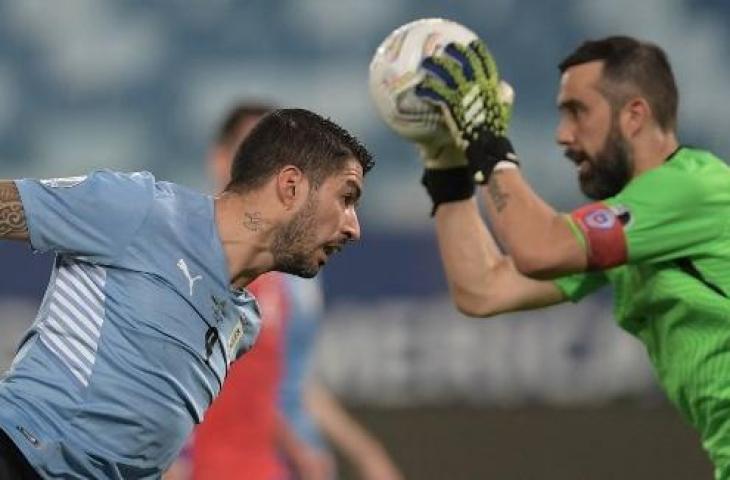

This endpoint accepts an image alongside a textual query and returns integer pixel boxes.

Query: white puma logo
[177,259,202,296]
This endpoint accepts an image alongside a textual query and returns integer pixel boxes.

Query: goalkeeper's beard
[569,121,634,200]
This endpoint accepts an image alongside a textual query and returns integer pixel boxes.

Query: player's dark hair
[215,102,274,149]
[225,108,374,192]
[559,36,678,132]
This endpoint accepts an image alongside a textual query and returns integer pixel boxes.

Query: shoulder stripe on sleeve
[570,202,628,269]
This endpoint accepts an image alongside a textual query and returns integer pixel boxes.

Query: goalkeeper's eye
[558,99,587,120]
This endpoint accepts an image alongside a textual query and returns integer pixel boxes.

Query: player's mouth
[316,243,344,266]
[323,244,343,257]
[565,150,591,175]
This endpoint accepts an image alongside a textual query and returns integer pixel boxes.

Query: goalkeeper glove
[416,40,518,185]
[416,138,475,216]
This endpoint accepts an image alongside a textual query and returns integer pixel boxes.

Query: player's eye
[559,101,586,120]
[343,192,359,208]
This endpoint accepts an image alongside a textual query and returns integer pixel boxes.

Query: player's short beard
[271,192,320,278]
[575,119,634,200]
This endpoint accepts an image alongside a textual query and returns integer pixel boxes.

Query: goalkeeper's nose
[555,116,576,148]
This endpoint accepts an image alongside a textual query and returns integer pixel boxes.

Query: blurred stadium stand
[1,0,728,477]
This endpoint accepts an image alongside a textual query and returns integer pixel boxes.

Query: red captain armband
[570,202,628,270]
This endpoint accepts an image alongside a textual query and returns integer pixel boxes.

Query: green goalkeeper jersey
[555,147,730,476]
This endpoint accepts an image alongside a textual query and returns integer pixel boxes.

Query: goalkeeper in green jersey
[411,35,730,478]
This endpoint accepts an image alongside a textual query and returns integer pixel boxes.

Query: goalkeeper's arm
[417,40,588,279]
[412,132,569,315]
[433,195,566,317]
[0,181,29,241]
[477,167,587,279]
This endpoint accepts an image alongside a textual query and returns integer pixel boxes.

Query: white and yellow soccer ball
[368,18,479,144]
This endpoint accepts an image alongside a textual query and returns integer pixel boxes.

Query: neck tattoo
[243,211,264,231]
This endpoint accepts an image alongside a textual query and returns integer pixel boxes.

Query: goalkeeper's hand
[416,136,475,216]
[416,39,518,185]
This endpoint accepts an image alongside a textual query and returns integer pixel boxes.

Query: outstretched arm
[416,40,587,280]
[434,197,566,317]
[0,181,28,241]
[306,383,403,480]
[481,169,587,279]
[276,411,335,480]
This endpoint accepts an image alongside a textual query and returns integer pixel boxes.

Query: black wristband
[465,131,518,185]
[421,167,475,216]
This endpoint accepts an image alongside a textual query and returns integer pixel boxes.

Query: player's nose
[343,209,361,243]
[555,118,575,147]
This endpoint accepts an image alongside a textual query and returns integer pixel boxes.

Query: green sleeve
[553,270,608,302]
[605,154,728,264]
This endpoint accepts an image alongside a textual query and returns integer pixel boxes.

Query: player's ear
[276,165,307,209]
[620,96,650,138]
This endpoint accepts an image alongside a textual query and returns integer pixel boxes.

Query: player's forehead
[330,158,363,185]
[320,158,363,195]
[343,157,364,181]
[557,60,605,105]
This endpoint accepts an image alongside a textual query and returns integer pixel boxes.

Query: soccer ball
[368,18,478,143]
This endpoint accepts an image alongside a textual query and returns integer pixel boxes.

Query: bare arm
[276,411,335,480]
[481,169,587,279]
[0,181,28,241]
[306,383,403,480]
[434,197,566,317]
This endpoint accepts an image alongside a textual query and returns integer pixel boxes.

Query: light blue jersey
[1,170,261,479]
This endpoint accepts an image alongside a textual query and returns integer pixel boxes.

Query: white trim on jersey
[39,259,107,386]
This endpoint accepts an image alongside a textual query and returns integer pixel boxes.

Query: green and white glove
[416,40,518,185]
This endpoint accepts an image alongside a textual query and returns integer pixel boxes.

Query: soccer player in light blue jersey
[0,108,373,479]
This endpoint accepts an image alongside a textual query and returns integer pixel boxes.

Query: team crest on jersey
[584,208,616,230]
[40,175,88,188]
[571,201,629,269]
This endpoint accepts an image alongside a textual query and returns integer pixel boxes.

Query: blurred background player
[168,103,402,480]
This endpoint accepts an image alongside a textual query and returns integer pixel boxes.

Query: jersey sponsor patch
[40,175,88,188]
[227,319,244,362]
[571,202,628,269]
